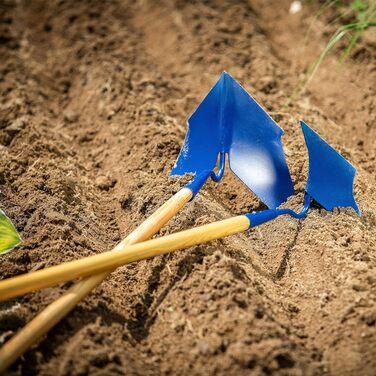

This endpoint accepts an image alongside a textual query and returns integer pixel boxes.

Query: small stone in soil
[95,176,117,191]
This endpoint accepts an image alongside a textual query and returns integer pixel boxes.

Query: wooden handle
[0,215,250,302]
[0,188,192,373]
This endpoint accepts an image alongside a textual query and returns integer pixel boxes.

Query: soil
[0,0,375,375]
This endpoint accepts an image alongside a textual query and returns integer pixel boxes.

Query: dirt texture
[0,0,375,375]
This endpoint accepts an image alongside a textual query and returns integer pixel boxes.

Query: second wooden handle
[0,187,192,373]
[0,215,250,301]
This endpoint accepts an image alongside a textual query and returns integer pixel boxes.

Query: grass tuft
[288,0,376,104]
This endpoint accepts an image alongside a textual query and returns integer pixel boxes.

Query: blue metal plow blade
[170,72,294,209]
[301,120,360,215]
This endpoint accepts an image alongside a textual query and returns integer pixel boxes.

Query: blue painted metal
[245,210,280,227]
[244,121,360,229]
[211,152,226,182]
[171,72,294,208]
[301,120,360,215]
[246,193,312,228]
[184,170,212,198]
[276,193,312,219]
[183,153,226,200]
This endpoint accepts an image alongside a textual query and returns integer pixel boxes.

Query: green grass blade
[340,6,376,63]
[305,24,352,86]
[0,209,22,254]
[340,29,362,63]
[287,2,376,107]
[304,0,337,44]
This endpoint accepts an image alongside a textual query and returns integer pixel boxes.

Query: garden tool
[0,121,360,302]
[171,71,293,208]
[0,72,293,372]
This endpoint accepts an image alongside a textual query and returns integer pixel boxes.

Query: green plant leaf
[351,0,369,13]
[287,19,376,106]
[0,209,22,254]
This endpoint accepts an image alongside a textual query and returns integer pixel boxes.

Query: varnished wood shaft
[0,188,192,373]
[0,215,250,301]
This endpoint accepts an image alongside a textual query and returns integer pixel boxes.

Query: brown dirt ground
[0,0,375,375]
